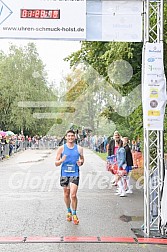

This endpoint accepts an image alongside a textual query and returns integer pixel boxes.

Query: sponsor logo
[147,58,155,62]
[150,88,158,98]
[150,100,158,108]
[148,65,162,71]
[148,46,161,53]
[148,110,160,116]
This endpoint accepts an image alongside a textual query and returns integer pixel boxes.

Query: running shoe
[73,215,79,225]
[115,189,121,195]
[115,191,121,195]
[66,212,72,222]
[120,192,127,197]
[126,189,133,194]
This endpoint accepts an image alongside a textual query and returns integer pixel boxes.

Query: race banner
[143,43,166,130]
[0,0,86,40]
[0,0,143,42]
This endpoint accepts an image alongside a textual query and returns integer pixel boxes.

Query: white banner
[87,0,143,42]
[0,0,143,42]
[101,0,142,42]
[143,43,167,130]
[0,0,86,39]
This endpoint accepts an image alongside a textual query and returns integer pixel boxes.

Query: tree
[0,43,57,136]
[65,41,142,138]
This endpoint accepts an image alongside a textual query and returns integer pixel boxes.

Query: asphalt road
[0,148,166,252]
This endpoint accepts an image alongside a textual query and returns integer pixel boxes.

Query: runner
[55,129,84,225]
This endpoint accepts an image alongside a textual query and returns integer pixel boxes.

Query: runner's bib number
[64,164,75,172]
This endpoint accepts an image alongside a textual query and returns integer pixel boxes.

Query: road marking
[0,236,166,244]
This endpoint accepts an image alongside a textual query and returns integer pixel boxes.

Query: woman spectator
[108,131,123,185]
[115,139,127,197]
[123,137,133,193]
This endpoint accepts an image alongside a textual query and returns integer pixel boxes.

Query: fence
[0,139,58,161]
[0,143,9,160]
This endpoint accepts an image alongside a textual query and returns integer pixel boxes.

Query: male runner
[55,129,84,225]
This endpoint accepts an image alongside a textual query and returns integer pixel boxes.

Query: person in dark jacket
[108,131,122,156]
[123,137,133,193]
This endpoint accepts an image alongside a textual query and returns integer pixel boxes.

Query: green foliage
[64,3,167,148]
[0,43,57,136]
[65,41,142,139]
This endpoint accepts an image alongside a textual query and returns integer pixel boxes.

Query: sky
[0,39,81,86]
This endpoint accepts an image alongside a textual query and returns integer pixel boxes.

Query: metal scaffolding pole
[143,0,165,236]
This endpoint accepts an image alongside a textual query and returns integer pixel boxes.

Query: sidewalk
[0,148,52,165]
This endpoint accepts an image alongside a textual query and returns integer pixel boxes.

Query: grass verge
[95,152,107,161]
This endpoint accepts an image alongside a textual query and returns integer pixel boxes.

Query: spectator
[136,139,141,152]
[115,139,127,197]
[131,139,136,153]
[9,138,14,156]
[108,131,122,156]
[108,131,123,185]
[123,137,133,194]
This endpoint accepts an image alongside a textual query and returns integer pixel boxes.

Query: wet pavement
[0,148,166,252]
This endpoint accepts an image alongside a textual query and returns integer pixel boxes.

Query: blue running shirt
[61,144,80,177]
